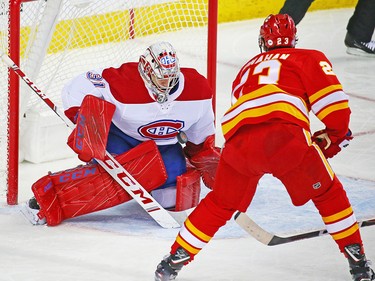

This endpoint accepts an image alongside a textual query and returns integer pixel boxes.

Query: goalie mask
[259,14,297,53]
[138,42,180,103]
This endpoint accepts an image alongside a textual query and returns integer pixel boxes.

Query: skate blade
[20,203,46,226]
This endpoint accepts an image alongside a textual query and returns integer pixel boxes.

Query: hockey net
[0,0,217,204]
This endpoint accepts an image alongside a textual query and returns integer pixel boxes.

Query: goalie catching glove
[312,129,353,158]
[184,135,221,189]
[67,95,115,162]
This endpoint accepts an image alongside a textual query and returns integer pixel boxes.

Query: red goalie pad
[67,95,116,162]
[175,166,201,211]
[32,141,167,226]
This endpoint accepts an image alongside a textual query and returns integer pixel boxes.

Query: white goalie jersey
[62,62,215,145]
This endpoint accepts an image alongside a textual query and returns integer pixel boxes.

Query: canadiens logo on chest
[138,120,184,140]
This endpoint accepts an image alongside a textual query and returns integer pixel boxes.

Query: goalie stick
[1,52,184,229]
[234,211,375,246]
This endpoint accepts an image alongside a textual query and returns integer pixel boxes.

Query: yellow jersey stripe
[176,235,200,255]
[331,223,359,241]
[185,218,212,242]
[311,143,335,180]
[322,207,353,223]
[222,101,309,135]
[233,84,288,104]
[316,101,349,120]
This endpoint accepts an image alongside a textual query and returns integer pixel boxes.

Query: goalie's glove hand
[312,129,353,159]
[184,135,221,190]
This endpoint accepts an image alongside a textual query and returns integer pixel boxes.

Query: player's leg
[155,169,260,281]
[150,143,187,209]
[106,123,142,154]
[275,125,374,281]
[277,140,364,250]
[279,0,314,25]
[107,125,200,210]
[155,126,263,280]
[346,0,375,43]
[312,176,374,281]
[345,0,375,56]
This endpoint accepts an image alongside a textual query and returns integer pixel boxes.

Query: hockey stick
[234,211,375,246]
[1,52,182,229]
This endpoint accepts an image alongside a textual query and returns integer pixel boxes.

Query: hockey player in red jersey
[24,42,220,226]
[154,15,374,281]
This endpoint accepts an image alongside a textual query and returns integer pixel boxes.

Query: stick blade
[235,211,375,246]
[234,212,274,245]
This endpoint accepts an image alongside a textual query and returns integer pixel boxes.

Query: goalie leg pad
[175,167,201,211]
[32,140,167,226]
[32,166,119,226]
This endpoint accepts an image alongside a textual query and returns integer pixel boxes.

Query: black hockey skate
[345,33,375,57]
[155,247,190,281]
[345,244,375,281]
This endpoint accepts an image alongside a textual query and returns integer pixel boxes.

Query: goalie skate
[20,197,46,226]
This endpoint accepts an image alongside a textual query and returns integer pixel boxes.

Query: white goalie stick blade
[234,211,274,245]
[234,211,375,246]
[1,52,181,229]
[169,207,194,226]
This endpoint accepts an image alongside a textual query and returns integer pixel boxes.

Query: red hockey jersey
[221,48,351,142]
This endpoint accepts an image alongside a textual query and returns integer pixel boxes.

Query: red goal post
[0,0,217,205]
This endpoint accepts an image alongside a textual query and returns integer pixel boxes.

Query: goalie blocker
[31,140,201,226]
[66,94,115,162]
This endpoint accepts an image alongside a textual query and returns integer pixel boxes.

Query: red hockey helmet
[259,14,297,52]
